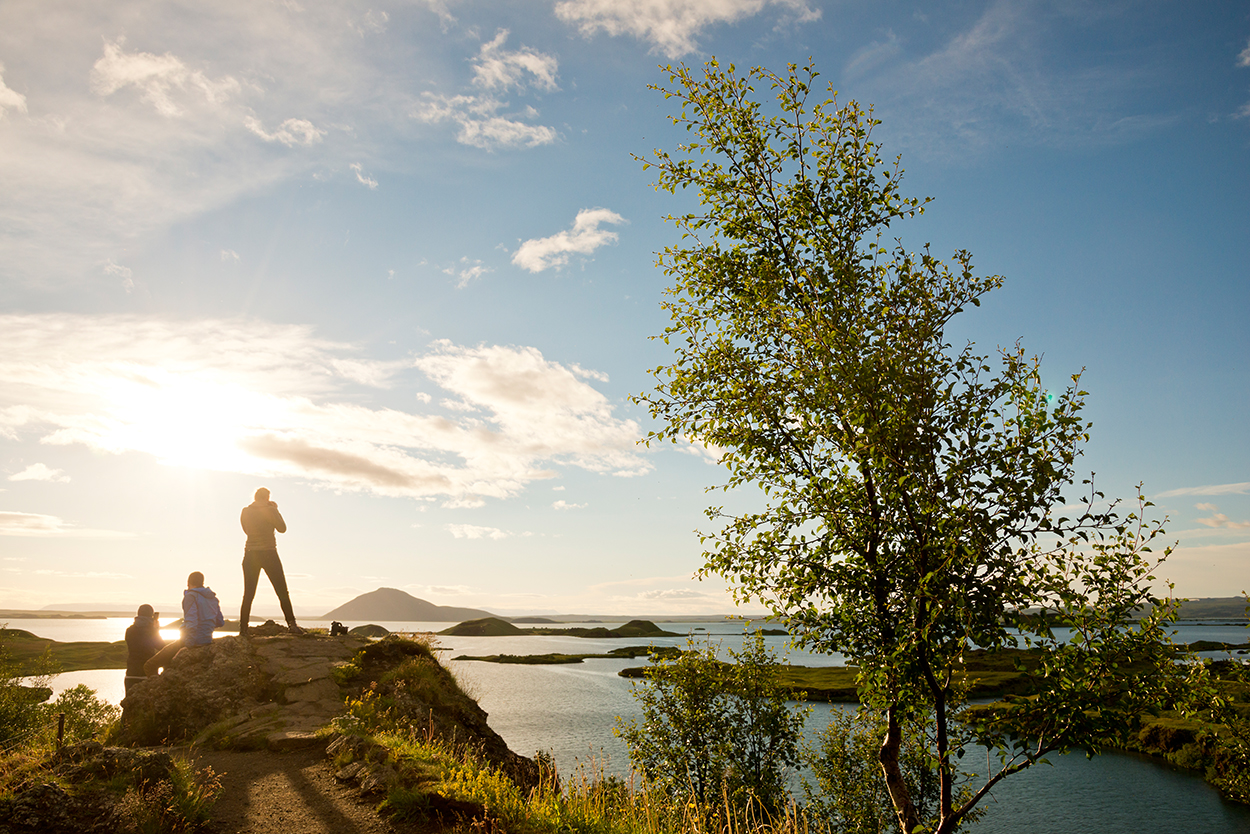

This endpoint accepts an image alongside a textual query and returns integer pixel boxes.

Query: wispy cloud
[0,62,28,118]
[472,30,559,92]
[552,499,586,510]
[90,38,241,117]
[446,523,511,539]
[1155,482,1250,498]
[350,162,379,189]
[847,2,1182,158]
[442,257,492,288]
[0,3,456,285]
[1194,504,1250,530]
[103,259,135,292]
[8,463,69,483]
[555,0,819,58]
[414,31,559,150]
[677,436,726,465]
[245,117,325,146]
[512,208,626,272]
[0,511,131,538]
[1238,38,1250,68]
[0,314,648,504]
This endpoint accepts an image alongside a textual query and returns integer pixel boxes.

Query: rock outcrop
[3,630,539,833]
[116,627,367,750]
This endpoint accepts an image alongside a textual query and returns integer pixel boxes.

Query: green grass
[621,648,1045,702]
[0,630,127,672]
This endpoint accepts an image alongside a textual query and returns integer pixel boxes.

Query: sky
[0,0,1247,618]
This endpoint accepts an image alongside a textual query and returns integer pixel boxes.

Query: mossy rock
[611,620,670,638]
[440,617,523,636]
[349,624,391,638]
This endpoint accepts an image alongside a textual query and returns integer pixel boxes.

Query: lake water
[8,618,1250,833]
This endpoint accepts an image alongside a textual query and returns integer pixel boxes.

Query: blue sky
[1,0,1247,617]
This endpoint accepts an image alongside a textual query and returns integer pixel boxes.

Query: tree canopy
[638,60,1180,834]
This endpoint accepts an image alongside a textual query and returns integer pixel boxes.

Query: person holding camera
[239,486,303,636]
[124,603,165,695]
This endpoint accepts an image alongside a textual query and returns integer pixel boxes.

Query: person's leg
[143,640,182,676]
[259,550,299,630]
[239,551,262,633]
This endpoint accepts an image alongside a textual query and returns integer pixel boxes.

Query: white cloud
[350,162,379,189]
[0,313,648,504]
[416,94,558,150]
[0,21,355,285]
[553,499,586,510]
[103,259,135,292]
[639,587,714,601]
[472,30,559,92]
[678,436,726,464]
[554,0,819,58]
[442,257,492,288]
[90,39,239,117]
[447,523,510,539]
[512,208,626,272]
[1239,38,1250,68]
[245,116,325,146]
[414,31,559,151]
[8,463,69,483]
[0,511,130,538]
[221,249,240,262]
[352,9,390,35]
[1156,482,1250,498]
[0,62,28,118]
[1195,504,1250,530]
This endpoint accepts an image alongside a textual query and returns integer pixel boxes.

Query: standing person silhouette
[239,487,303,636]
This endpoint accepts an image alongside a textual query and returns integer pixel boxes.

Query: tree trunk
[880,705,921,834]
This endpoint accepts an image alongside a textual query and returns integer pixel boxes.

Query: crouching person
[124,604,165,695]
[144,571,225,675]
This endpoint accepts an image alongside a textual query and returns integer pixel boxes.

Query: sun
[100,367,283,473]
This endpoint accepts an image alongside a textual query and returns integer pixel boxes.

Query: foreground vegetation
[0,643,219,833]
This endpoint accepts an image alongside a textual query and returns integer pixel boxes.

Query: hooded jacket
[125,615,165,676]
[182,586,225,646]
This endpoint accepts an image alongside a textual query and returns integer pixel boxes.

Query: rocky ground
[190,746,422,834]
[1,626,533,834]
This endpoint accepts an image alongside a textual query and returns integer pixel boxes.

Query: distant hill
[322,588,495,622]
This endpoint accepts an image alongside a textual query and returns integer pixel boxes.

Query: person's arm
[270,503,286,534]
[182,594,198,637]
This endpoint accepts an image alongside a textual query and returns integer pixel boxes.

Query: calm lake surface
[10,618,1250,833]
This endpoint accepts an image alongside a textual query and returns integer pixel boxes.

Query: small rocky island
[440,616,678,638]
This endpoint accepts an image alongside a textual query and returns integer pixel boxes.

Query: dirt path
[189,747,428,834]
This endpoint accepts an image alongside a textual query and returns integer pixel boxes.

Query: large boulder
[115,632,368,749]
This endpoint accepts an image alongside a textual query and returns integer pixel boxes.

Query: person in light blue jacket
[181,571,224,647]
[143,571,224,676]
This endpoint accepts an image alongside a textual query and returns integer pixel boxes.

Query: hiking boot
[287,623,305,635]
